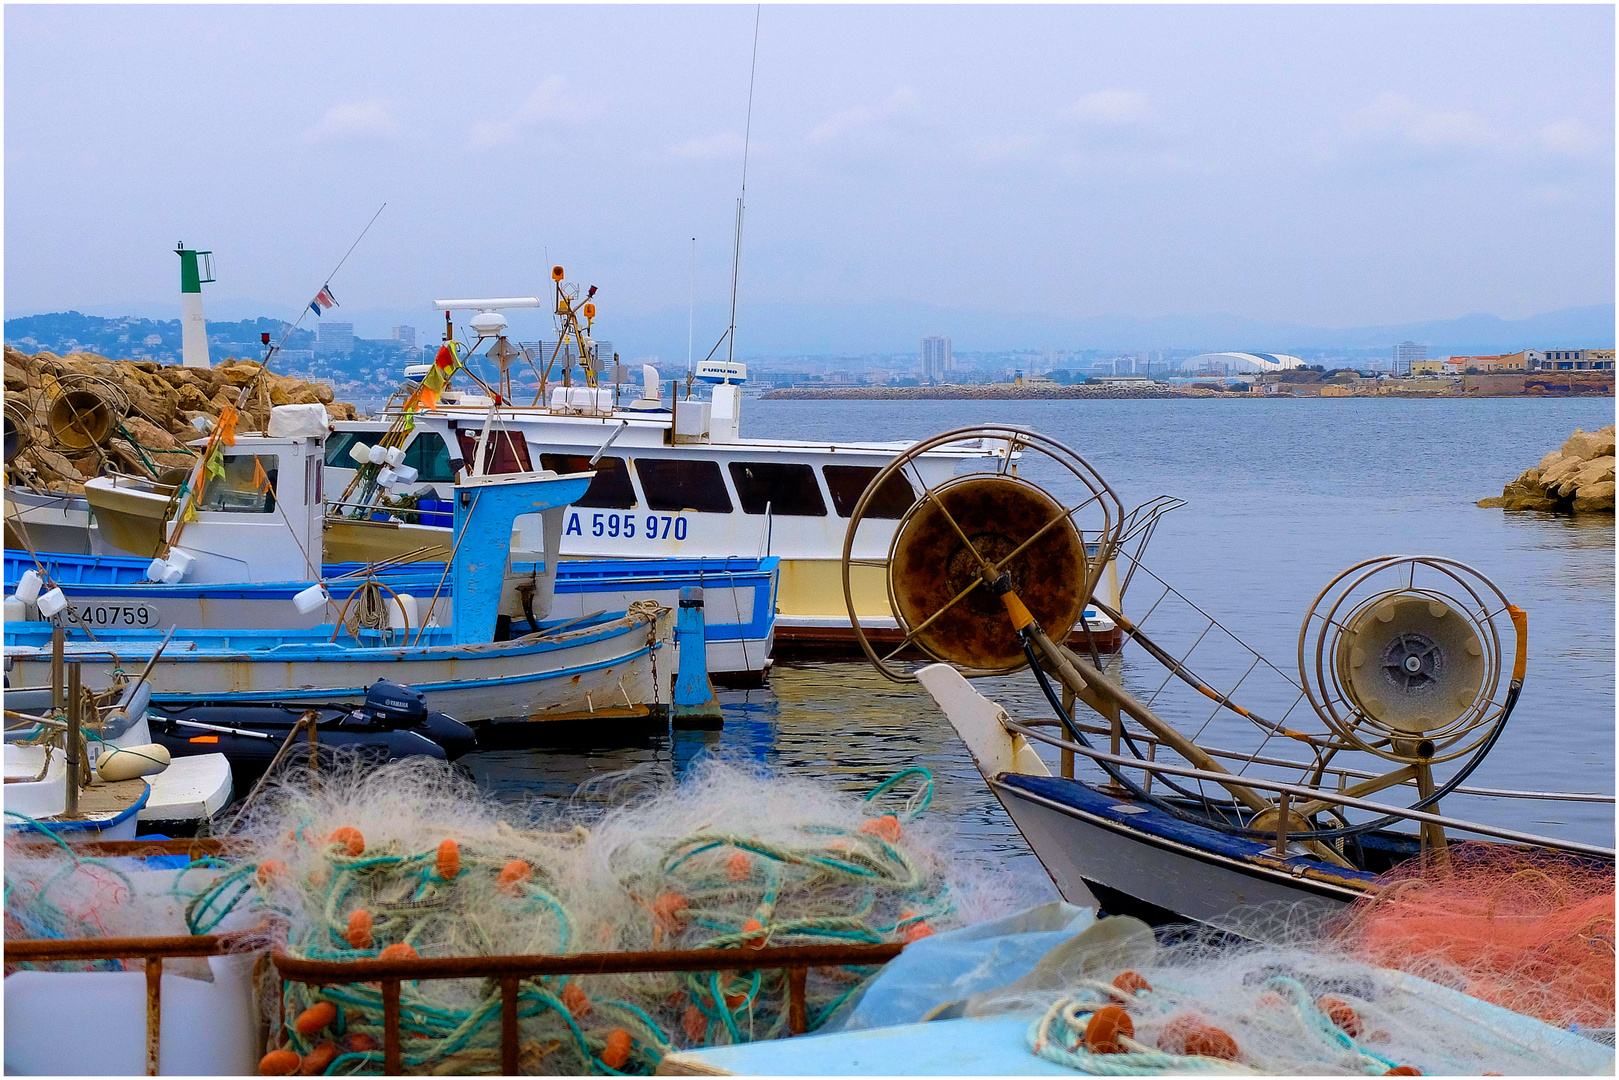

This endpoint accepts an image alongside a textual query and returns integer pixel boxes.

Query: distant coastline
[760,375,1615,402]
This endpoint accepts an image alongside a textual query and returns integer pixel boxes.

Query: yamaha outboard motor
[357,680,476,758]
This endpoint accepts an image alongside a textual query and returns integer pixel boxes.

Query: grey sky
[5,4,1614,346]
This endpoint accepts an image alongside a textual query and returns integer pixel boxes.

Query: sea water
[466,396,1615,884]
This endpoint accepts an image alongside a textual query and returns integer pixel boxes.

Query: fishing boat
[842,425,1615,933]
[4,445,675,724]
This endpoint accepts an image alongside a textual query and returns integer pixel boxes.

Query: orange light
[582,302,597,320]
[188,735,220,744]
[552,265,565,281]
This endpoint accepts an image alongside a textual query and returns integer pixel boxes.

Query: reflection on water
[465,397,1615,867]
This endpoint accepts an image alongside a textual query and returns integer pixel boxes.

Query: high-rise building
[391,326,416,348]
[921,335,952,383]
[316,321,354,355]
[1393,341,1426,376]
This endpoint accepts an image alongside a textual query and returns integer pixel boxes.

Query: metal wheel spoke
[886,576,988,660]
[987,491,1103,579]
[916,482,995,572]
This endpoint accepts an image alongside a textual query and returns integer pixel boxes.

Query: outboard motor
[356,680,476,758]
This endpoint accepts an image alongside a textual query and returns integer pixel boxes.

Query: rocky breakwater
[4,346,357,493]
[1479,425,1615,513]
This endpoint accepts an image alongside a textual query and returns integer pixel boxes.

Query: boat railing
[271,941,903,1076]
[1016,716,1616,805]
[1003,719,1615,861]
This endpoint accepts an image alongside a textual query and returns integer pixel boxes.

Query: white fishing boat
[841,426,1615,934]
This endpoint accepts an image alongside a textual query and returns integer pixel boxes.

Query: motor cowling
[359,680,428,725]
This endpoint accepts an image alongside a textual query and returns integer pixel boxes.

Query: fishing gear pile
[184,754,1015,1075]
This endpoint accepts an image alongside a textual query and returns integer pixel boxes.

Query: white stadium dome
[1188,352,1303,373]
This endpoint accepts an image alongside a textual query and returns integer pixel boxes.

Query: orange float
[341,1032,378,1054]
[379,942,419,962]
[1084,1004,1133,1054]
[601,1028,633,1069]
[562,983,592,1019]
[741,918,767,949]
[259,1048,301,1075]
[1112,970,1152,995]
[299,1042,338,1075]
[497,861,531,894]
[256,860,287,887]
[652,891,688,929]
[346,910,374,949]
[328,827,365,856]
[435,839,460,881]
[294,1001,337,1035]
[726,852,751,881]
[1317,995,1363,1037]
[682,1004,708,1042]
[859,815,903,843]
[1183,1025,1240,1061]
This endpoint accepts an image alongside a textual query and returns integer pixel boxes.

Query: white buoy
[14,569,42,604]
[5,595,29,623]
[383,445,406,468]
[393,464,419,486]
[36,587,68,618]
[293,583,329,615]
[388,593,419,634]
[146,557,169,583]
[349,442,373,465]
[97,743,171,782]
[376,467,398,488]
[165,548,196,580]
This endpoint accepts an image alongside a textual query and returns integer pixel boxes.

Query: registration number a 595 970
[51,604,157,628]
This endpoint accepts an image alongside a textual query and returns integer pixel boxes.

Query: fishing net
[960,915,1612,1076]
[1333,844,1616,1033]
[179,752,1026,1075]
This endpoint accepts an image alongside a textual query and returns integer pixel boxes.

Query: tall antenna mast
[725,5,761,367]
[687,237,697,377]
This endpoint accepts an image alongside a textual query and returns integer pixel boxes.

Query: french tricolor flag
[308,285,339,317]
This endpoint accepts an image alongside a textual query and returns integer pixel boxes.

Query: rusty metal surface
[145,957,163,1077]
[3,928,252,963]
[383,978,403,1076]
[10,837,232,858]
[787,966,807,1036]
[272,941,903,984]
[501,977,521,1075]
[890,475,1085,670]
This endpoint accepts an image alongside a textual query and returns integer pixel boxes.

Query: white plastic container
[376,467,398,488]
[388,593,419,634]
[348,442,374,465]
[165,548,196,580]
[293,583,329,615]
[159,564,185,585]
[36,588,68,618]
[5,595,30,623]
[393,464,419,486]
[14,569,42,604]
[384,445,406,468]
[145,557,169,583]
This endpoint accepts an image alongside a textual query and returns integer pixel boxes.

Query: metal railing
[1004,719,1616,861]
[271,941,903,1076]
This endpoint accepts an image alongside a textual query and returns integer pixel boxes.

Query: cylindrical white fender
[96,743,170,782]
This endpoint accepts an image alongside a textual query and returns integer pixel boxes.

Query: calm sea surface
[466,397,1615,891]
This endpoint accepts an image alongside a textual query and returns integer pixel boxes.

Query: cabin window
[324,433,375,468]
[404,433,455,483]
[539,454,638,509]
[455,430,534,475]
[635,458,733,514]
[727,461,827,516]
[824,465,917,519]
[199,454,278,514]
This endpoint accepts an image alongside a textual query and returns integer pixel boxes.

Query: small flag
[252,456,271,495]
[308,285,339,317]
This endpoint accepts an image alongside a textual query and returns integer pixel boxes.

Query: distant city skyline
[5,5,1612,349]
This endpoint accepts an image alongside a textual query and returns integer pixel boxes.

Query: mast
[724,6,762,368]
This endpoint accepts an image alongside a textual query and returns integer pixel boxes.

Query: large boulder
[1483,425,1617,514]
[1573,480,1616,513]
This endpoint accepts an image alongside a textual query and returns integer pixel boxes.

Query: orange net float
[340,1032,377,1054]
[435,839,460,881]
[652,891,688,930]
[256,860,287,887]
[1317,995,1363,1038]
[741,918,768,949]
[346,909,374,950]
[726,852,751,882]
[259,1048,301,1075]
[899,910,935,943]
[859,815,903,843]
[298,1042,338,1076]
[379,942,419,962]
[327,827,364,857]
[682,1004,708,1043]
[496,860,531,894]
[562,983,592,1019]
[1083,1004,1134,1054]
[294,1001,337,1035]
[1112,970,1152,995]
[600,1028,633,1069]
[1183,1024,1240,1061]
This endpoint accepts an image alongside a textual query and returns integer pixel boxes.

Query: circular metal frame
[841,425,1124,682]
[1298,556,1514,765]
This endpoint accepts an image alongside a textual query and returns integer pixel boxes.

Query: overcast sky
[5,4,1614,343]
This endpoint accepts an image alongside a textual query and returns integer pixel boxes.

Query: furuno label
[566,512,688,541]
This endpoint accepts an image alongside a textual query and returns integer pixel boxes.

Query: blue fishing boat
[4,459,675,724]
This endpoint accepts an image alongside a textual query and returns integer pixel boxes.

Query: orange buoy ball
[1084,1004,1134,1054]
[1156,1012,1202,1053]
[497,860,531,894]
[1384,1068,1422,1076]
[299,1042,339,1075]
[328,827,365,857]
[295,1001,338,1035]
[562,983,592,1019]
[741,918,767,949]
[435,839,460,881]
[378,942,419,962]
[341,1032,378,1054]
[902,919,934,943]
[259,1048,302,1075]
[652,891,688,929]
[256,860,288,887]
[726,852,751,881]
[346,909,374,950]
[1112,970,1152,995]
[682,1004,708,1043]
[1256,991,1286,1011]
[601,1028,633,1069]
[860,815,903,843]
[1184,1025,1240,1061]
[1317,995,1363,1037]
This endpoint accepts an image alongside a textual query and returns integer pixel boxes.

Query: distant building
[316,321,354,355]
[1540,348,1614,371]
[1451,354,1527,373]
[1393,341,1426,375]
[921,335,952,383]
[1186,352,1302,374]
[1409,360,1445,376]
[391,326,416,348]
[276,349,315,366]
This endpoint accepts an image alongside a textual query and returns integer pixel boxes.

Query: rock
[175,382,210,411]
[216,360,263,387]
[1572,480,1616,513]
[1540,455,1584,490]
[1537,450,1564,472]
[1560,427,1615,462]
[3,365,28,392]
[23,443,86,487]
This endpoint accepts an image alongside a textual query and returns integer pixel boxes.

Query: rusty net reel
[1299,556,1524,767]
[45,374,128,452]
[4,399,30,463]
[842,425,1124,682]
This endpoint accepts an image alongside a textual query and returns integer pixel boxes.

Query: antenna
[687,237,696,378]
[724,5,761,368]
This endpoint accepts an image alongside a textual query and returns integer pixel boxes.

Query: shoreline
[759,383,1615,402]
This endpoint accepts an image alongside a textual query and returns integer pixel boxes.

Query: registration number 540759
[51,604,157,628]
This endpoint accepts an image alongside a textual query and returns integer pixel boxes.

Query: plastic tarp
[266,403,331,439]
[828,900,1097,1032]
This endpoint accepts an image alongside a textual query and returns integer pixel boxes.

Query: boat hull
[3,613,671,724]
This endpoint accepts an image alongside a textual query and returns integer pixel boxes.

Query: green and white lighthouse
[176,242,215,369]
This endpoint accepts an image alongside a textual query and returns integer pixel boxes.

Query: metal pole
[50,623,65,716]
[65,662,82,817]
[145,957,163,1075]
